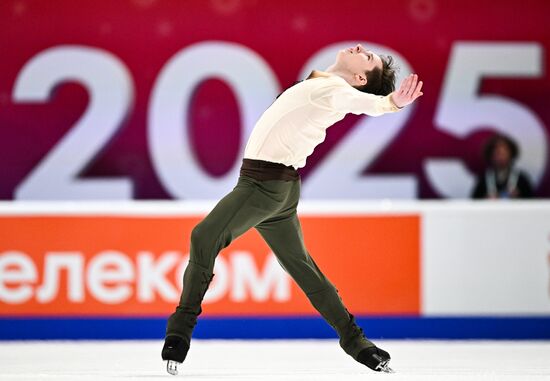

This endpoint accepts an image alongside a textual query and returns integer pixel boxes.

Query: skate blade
[166,360,180,376]
[376,359,395,373]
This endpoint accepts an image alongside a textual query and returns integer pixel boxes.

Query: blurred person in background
[471,134,533,199]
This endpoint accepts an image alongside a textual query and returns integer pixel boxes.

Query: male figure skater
[162,44,424,375]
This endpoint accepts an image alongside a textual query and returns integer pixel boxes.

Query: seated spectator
[472,134,533,199]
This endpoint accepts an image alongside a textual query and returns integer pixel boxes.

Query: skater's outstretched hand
[390,74,423,108]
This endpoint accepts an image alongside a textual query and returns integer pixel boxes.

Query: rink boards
[0,201,549,339]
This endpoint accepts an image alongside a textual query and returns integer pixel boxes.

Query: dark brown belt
[240,159,300,181]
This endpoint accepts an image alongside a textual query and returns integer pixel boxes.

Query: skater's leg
[256,199,391,371]
[164,176,294,365]
[256,212,351,330]
[167,177,287,336]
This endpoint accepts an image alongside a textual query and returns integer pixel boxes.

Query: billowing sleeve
[311,81,402,116]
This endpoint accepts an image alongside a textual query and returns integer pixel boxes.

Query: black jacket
[472,168,533,199]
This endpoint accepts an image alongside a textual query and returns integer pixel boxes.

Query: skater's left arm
[326,73,424,116]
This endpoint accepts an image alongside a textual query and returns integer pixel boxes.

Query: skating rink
[1,340,549,380]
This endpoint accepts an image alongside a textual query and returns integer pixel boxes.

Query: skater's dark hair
[483,134,519,165]
[355,55,397,96]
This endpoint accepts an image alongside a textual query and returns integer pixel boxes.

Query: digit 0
[147,41,280,199]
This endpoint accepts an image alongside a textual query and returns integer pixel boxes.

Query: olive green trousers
[166,175,370,358]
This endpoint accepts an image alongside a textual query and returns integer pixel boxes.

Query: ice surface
[0,340,549,380]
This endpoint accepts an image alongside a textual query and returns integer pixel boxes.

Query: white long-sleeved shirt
[243,73,401,169]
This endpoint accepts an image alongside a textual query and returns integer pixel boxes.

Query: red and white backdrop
[1,0,549,200]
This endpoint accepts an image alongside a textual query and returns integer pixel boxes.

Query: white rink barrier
[0,200,549,317]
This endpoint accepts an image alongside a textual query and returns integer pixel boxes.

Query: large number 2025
[13,41,546,200]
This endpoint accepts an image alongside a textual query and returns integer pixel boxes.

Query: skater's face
[335,44,383,87]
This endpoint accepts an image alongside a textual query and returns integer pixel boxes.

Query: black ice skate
[338,314,394,373]
[357,345,394,373]
[161,335,189,375]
